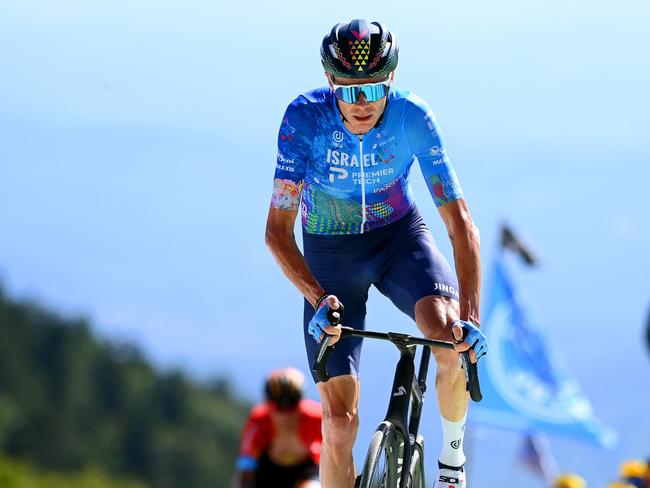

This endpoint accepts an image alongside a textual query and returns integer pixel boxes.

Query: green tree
[0,284,250,487]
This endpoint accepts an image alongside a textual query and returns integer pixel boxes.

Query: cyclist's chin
[348,113,379,133]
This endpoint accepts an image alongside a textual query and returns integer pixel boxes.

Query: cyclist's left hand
[452,319,488,363]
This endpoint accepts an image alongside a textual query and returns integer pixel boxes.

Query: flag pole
[531,434,559,487]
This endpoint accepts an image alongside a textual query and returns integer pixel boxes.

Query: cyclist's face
[328,73,393,135]
[270,403,300,426]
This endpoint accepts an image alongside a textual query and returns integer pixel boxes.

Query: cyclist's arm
[265,207,325,308]
[402,94,480,322]
[438,199,481,324]
[267,98,325,307]
[236,407,268,488]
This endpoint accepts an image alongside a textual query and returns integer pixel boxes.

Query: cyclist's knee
[322,409,359,449]
[414,295,459,340]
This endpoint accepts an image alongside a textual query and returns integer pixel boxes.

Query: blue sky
[1,0,649,485]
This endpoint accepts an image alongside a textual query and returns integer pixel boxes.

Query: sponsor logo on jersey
[432,282,459,297]
[329,167,349,183]
[276,152,296,172]
[326,149,379,167]
[378,135,396,147]
[352,168,395,185]
[327,148,382,183]
[332,130,344,143]
[373,178,399,193]
[277,152,296,165]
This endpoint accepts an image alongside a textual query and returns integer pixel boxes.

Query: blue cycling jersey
[271,87,463,235]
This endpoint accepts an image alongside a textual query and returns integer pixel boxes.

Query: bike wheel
[358,421,403,488]
[408,435,425,488]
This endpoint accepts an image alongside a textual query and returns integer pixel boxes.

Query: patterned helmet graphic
[321,19,398,78]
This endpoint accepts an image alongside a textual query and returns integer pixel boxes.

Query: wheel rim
[369,444,391,487]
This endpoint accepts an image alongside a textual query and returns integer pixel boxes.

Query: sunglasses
[331,78,392,104]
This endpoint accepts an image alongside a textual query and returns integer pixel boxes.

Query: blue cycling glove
[454,320,488,359]
[308,300,342,343]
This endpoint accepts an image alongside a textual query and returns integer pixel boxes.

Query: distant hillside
[0,284,250,488]
[0,455,146,488]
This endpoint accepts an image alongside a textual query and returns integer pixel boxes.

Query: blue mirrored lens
[334,83,389,103]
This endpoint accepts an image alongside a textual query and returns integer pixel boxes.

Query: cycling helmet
[264,367,304,410]
[321,19,398,79]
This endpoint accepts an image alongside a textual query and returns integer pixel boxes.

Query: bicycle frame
[313,326,482,488]
[381,333,429,487]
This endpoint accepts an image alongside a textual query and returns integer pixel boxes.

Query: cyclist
[265,19,488,488]
[236,368,322,488]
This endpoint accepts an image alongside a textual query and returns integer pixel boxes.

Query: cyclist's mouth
[353,113,374,122]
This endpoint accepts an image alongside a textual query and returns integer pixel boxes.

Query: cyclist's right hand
[308,295,343,345]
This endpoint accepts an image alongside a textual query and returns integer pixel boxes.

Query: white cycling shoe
[433,462,466,488]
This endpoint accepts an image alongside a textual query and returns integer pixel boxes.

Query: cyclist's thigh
[375,212,459,319]
[303,232,371,383]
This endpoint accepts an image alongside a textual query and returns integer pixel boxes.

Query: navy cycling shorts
[302,206,459,383]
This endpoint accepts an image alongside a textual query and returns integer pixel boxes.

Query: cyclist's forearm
[266,230,325,307]
[440,200,481,324]
[451,220,481,324]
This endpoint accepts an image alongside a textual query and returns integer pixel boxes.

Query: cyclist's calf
[317,375,359,488]
[317,375,360,453]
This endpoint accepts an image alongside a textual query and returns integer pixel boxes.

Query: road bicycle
[312,325,482,488]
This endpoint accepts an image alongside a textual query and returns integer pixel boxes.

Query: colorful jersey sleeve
[270,97,310,211]
[236,405,271,471]
[403,94,463,207]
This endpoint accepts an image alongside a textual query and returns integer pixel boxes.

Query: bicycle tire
[408,435,425,488]
[358,421,403,488]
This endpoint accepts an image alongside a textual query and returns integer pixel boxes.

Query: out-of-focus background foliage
[0,286,248,487]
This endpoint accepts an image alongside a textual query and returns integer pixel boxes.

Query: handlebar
[311,326,483,402]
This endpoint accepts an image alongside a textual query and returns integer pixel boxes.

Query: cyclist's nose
[356,93,369,106]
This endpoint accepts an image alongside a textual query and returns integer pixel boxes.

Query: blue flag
[472,254,617,448]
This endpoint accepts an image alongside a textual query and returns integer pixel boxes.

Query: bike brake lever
[461,351,483,402]
[312,334,334,383]
[312,303,345,383]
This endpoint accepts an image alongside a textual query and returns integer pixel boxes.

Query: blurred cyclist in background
[236,368,322,488]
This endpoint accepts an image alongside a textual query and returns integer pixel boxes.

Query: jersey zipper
[359,136,366,234]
